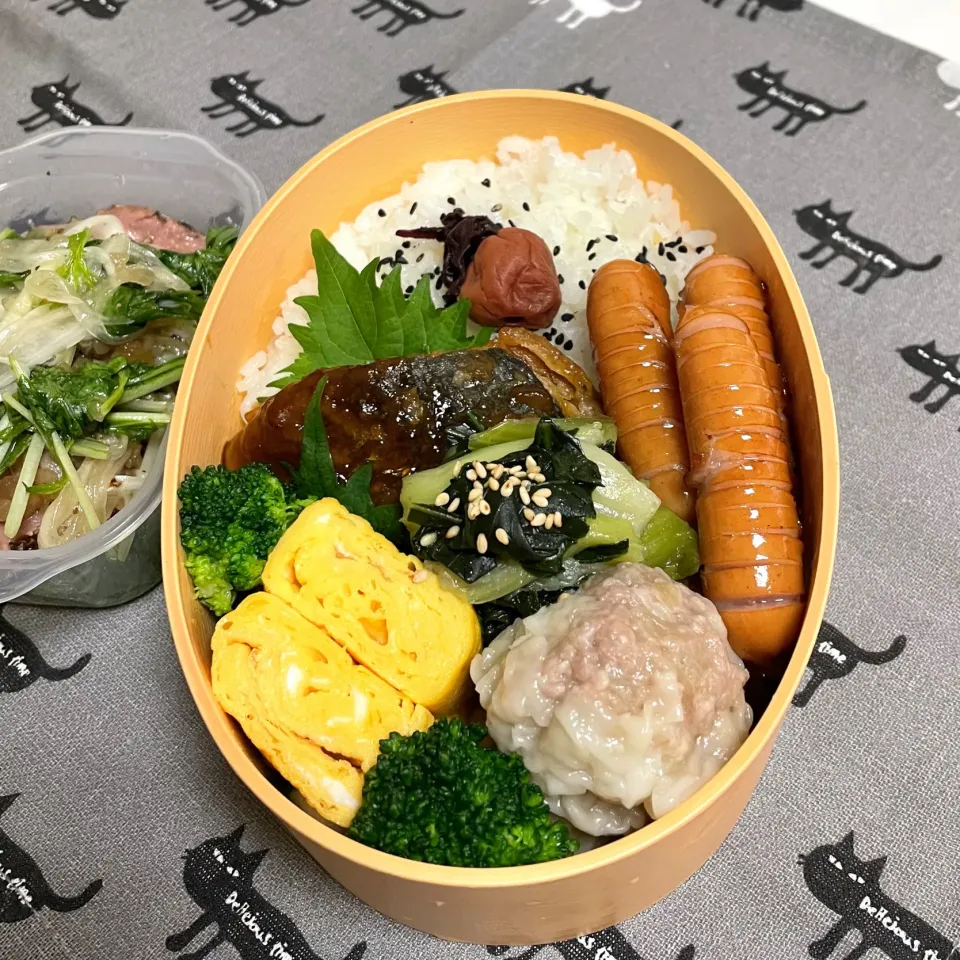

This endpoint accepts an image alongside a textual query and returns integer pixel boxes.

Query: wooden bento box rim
[161,90,839,890]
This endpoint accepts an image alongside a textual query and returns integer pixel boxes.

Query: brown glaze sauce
[223,348,558,505]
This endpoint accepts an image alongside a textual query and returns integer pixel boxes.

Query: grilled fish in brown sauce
[224,348,558,504]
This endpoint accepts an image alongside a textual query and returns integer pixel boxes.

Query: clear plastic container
[0,127,267,607]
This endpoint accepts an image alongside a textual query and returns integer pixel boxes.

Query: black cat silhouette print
[206,0,312,27]
[18,77,133,132]
[0,607,90,694]
[735,63,866,136]
[36,0,126,17]
[794,201,943,294]
[800,832,953,960]
[487,928,696,960]
[204,73,324,137]
[793,622,906,708]
[0,794,103,924]
[529,0,642,30]
[394,66,457,109]
[168,825,368,960]
[899,341,960,423]
[560,78,611,99]
[350,0,464,36]
[702,0,802,20]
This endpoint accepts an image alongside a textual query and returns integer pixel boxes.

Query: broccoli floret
[348,718,579,867]
[178,463,314,616]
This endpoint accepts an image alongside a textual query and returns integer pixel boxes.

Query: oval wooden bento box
[161,91,839,946]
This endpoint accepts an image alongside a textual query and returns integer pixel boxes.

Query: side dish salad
[0,206,235,550]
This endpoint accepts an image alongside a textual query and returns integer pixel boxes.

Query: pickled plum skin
[471,563,753,836]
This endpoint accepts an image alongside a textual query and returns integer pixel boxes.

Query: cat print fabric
[0,794,103,924]
[168,825,368,960]
[899,342,960,422]
[206,0,312,27]
[793,622,906,708]
[395,67,457,109]
[18,78,133,131]
[735,64,866,136]
[488,929,695,960]
[702,0,802,20]
[0,607,90,694]
[204,73,324,137]
[800,832,953,960]
[794,201,943,294]
[560,78,611,99]
[529,0,643,31]
[37,0,126,17]
[350,0,464,37]
[937,61,960,114]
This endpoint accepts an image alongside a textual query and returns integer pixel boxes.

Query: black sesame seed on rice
[522,202,530,212]
[666,252,677,262]
[508,219,516,227]
[586,239,596,252]
[564,339,573,350]
[416,253,425,263]
[695,245,705,254]
[395,253,408,265]
[409,202,418,215]
[657,242,665,256]
[561,312,573,322]
[447,197,456,205]
[553,245,560,256]
[481,178,491,187]
[555,332,565,345]
[558,274,565,284]
[605,234,618,242]
[678,245,688,253]
[435,276,444,290]
[378,209,386,218]
[402,240,411,249]
[578,279,586,290]
[405,285,414,294]
[588,252,597,261]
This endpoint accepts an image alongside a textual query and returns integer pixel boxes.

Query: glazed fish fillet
[224,348,559,504]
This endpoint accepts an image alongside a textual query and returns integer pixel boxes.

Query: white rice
[237,136,716,418]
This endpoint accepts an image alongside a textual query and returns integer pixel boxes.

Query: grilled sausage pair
[587,255,804,666]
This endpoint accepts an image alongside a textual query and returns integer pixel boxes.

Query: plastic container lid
[0,127,267,606]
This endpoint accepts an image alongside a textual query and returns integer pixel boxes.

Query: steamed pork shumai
[263,499,481,715]
[212,592,433,827]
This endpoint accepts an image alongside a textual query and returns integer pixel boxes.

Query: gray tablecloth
[2,1,959,958]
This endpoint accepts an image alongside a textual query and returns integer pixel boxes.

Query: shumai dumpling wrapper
[263,498,481,715]
[212,591,433,827]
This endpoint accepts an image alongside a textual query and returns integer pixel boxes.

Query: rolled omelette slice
[212,591,433,827]
[262,498,481,715]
